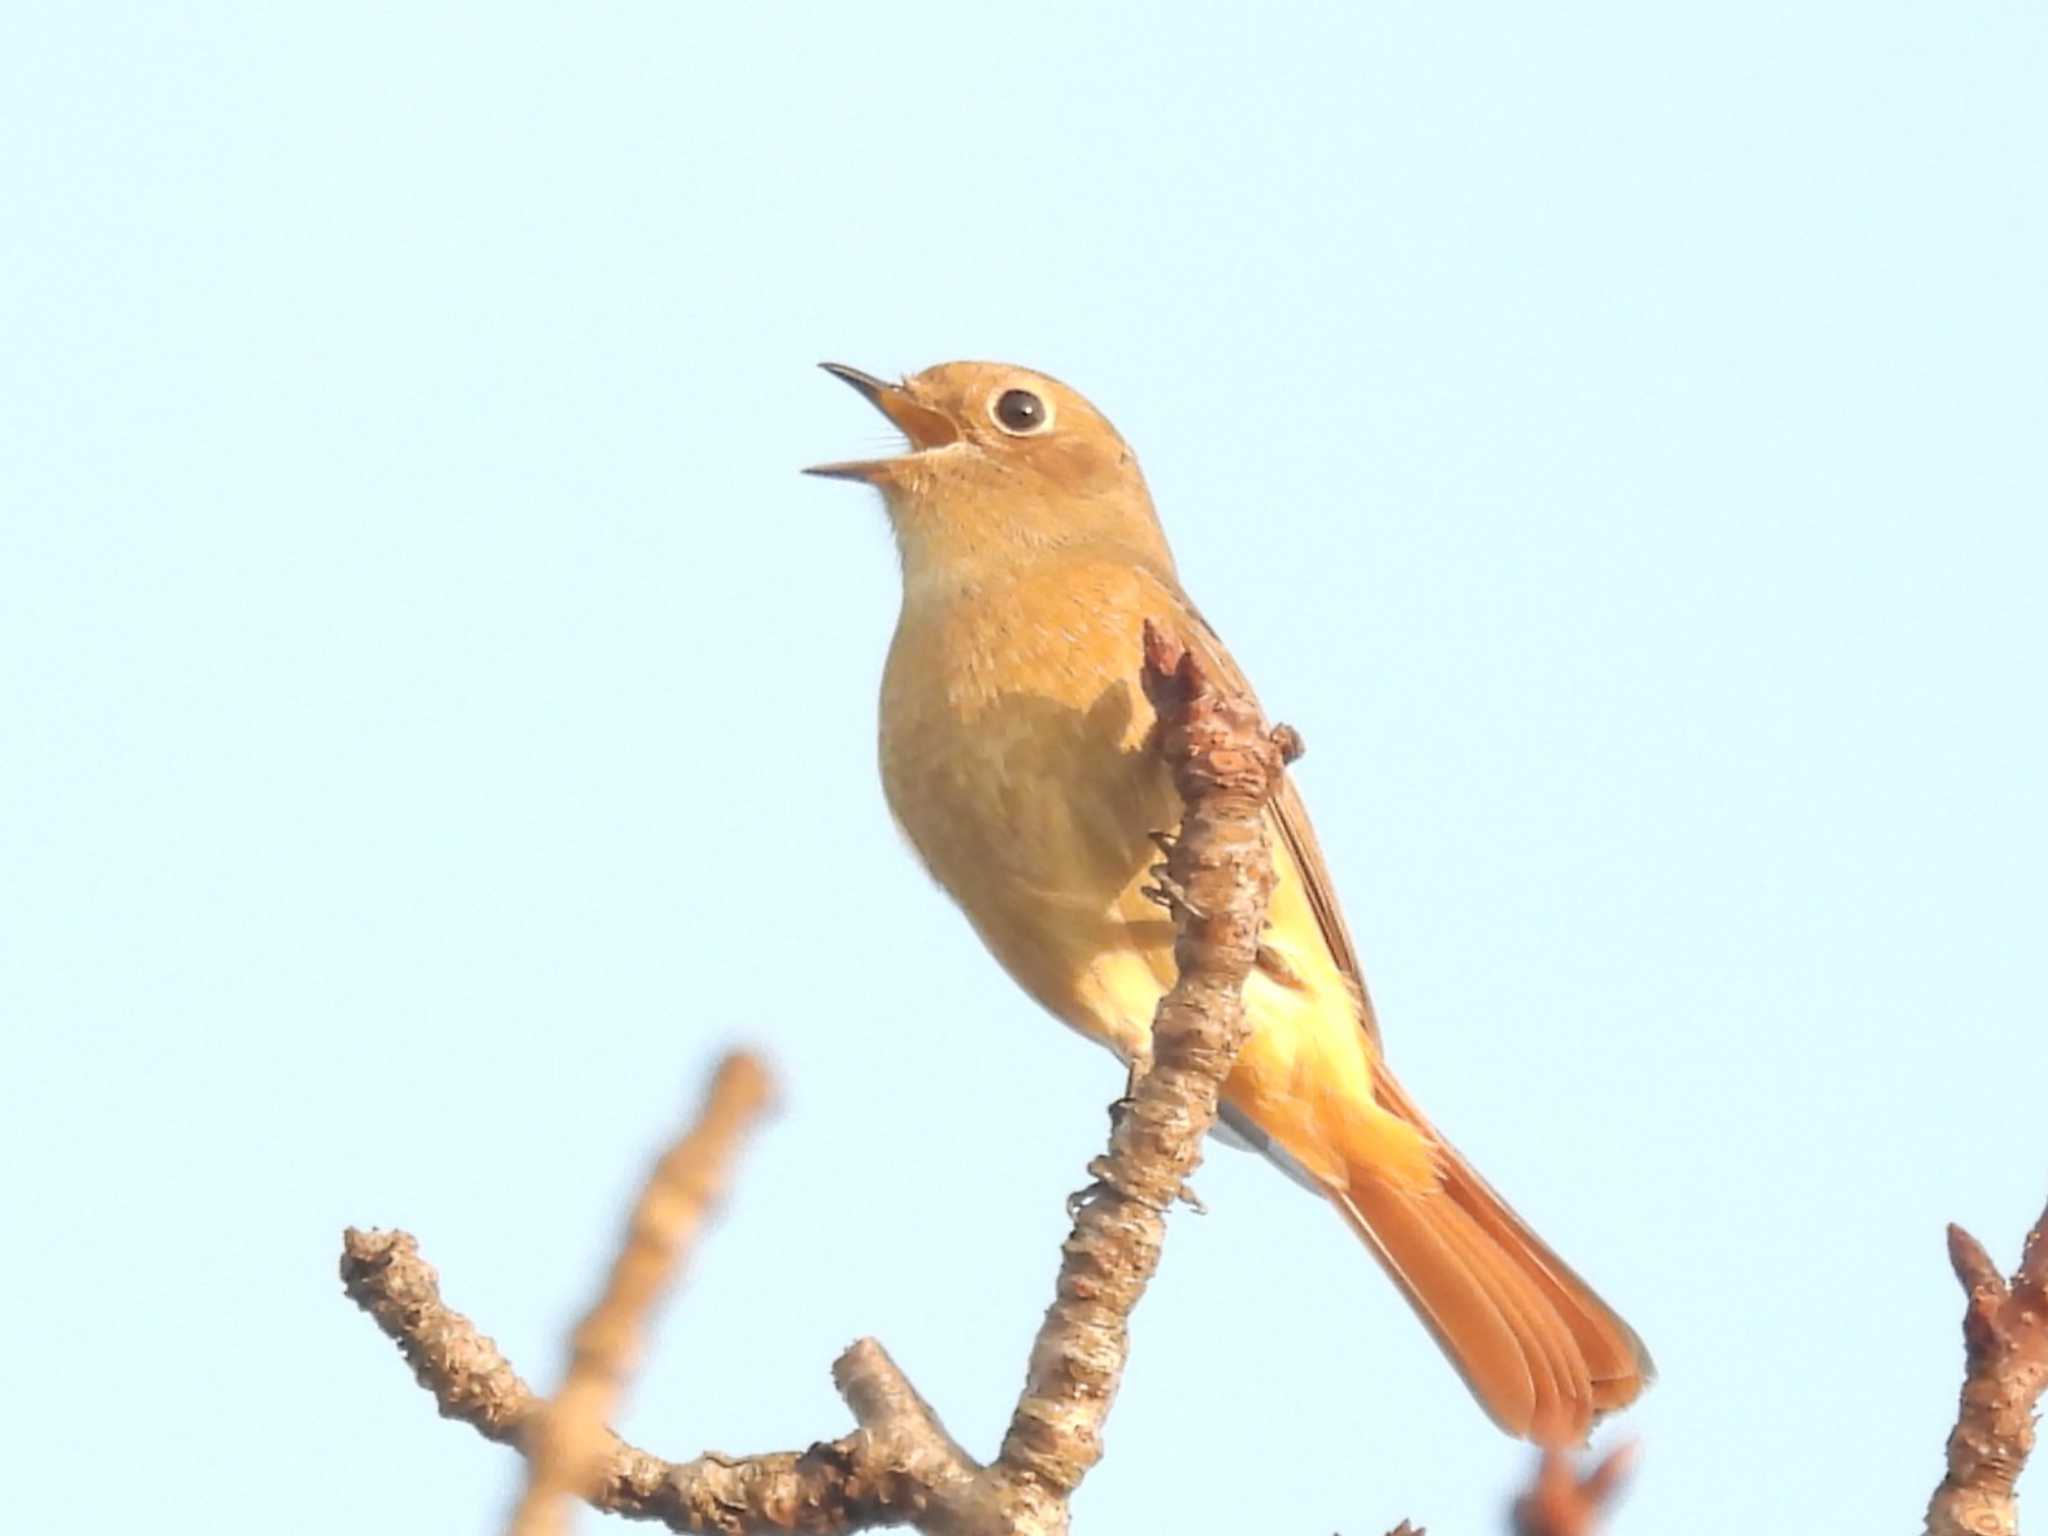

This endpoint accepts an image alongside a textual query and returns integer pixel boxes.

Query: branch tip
[991,619,1284,1514]
[509,1050,778,1536]
[1926,1195,2048,1536]
[1947,1222,2004,1298]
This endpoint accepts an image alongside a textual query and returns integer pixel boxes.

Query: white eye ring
[989,386,1054,436]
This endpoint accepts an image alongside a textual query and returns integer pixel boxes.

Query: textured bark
[341,1228,977,1535]
[339,625,1291,1535]
[971,622,1292,1533]
[1926,1201,2048,1536]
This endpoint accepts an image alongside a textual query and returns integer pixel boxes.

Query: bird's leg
[1142,863,1207,922]
[1112,1055,1148,1122]
[1143,828,1211,921]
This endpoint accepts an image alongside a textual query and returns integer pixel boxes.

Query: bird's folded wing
[1166,583,1383,1048]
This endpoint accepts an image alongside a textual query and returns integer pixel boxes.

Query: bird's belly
[881,671,1179,1061]
[880,596,1430,1192]
[886,692,1416,1181]
[1083,836,1420,1189]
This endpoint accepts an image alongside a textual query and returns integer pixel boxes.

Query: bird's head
[807,360,1171,586]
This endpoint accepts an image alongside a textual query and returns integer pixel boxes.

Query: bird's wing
[1164,584,1384,1048]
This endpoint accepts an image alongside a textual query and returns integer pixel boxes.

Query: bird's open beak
[804,363,961,481]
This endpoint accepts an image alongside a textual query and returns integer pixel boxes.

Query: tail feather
[1335,1074,1653,1444]
[1374,1068,1654,1412]
[1336,1181,1536,1433]
[1426,1185,1590,1435]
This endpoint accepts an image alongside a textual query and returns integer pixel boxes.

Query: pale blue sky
[4,4,2044,1532]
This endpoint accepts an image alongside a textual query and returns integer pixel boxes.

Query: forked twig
[1926,1196,2048,1536]
[341,620,1293,1536]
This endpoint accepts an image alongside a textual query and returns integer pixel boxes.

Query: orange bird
[808,360,1651,1444]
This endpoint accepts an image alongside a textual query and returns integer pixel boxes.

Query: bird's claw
[1143,871,1207,920]
[1065,1156,1199,1218]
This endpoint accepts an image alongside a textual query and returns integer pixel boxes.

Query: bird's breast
[877,564,1181,1021]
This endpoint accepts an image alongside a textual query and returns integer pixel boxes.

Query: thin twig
[340,622,1290,1535]
[1926,1195,2048,1536]
[340,1227,977,1533]
[509,1052,775,1536]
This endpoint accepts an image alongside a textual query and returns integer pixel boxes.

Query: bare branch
[340,624,1291,1535]
[1926,1196,2048,1536]
[511,1053,775,1536]
[341,1225,543,1448]
[979,620,1290,1530]
[341,1227,977,1534]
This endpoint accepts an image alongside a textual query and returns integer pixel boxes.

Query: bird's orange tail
[1334,1079,1652,1445]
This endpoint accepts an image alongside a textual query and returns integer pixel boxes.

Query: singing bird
[807,360,1651,1444]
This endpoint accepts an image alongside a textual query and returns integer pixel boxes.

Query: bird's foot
[1143,870,1207,921]
[1067,1156,1174,1217]
[1064,1156,1205,1218]
[1105,1093,1138,1136]
[1108,1058,1151,1125]
[1063,1061,1205,1216]
[1065,1178,1109,1219]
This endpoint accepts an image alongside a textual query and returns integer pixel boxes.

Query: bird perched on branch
[808,360,1651,1445]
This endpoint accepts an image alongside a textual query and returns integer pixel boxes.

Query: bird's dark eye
[992,388,1049,435]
